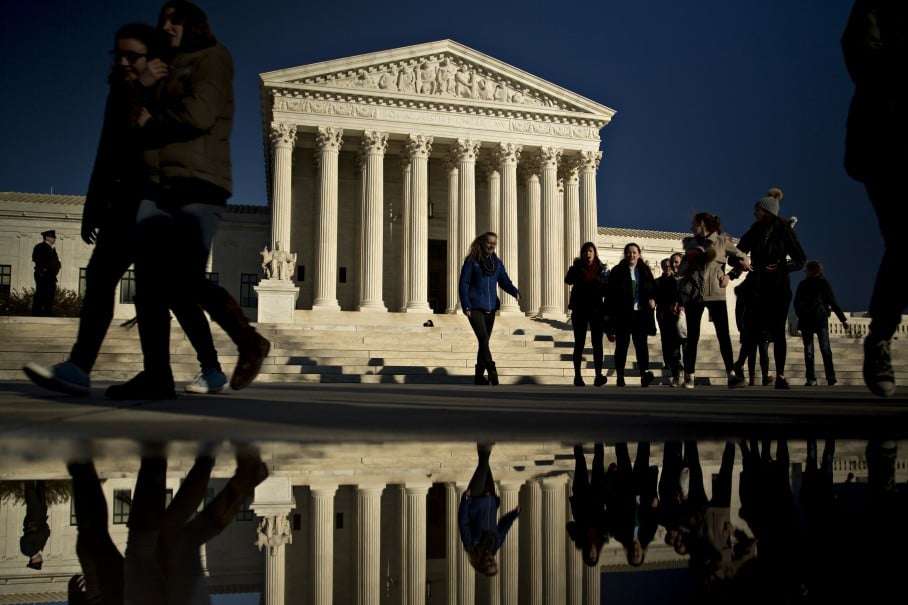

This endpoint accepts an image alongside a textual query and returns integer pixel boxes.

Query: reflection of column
[313,127,343,311]
[583,563,601,605]
[356,484,384,605]
[538,147,564,318]
[563,157,581,314]
[406,483,431,605]
[579,151,602,246]
[498,480,521,605]
[396,486,408,605]
[311,484,338,605]
[445,158,460,313]
[269,123,297,251]
[456,483,475,605]
[541,475,567,605]
[445,483,459,605]
[405,134,433,313]
[359,132,389,312]
[520,480,542,605]
[498,144,522,315]
[456,139,482,263]
[566,477,582,605]
[520,160,542,316]
[256,514,293,605]
[399,157,412,311]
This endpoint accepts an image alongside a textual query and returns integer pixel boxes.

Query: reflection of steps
[1,314,905,386]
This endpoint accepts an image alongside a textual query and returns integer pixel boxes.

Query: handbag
[678,272,704,306]
[677,310,688,340]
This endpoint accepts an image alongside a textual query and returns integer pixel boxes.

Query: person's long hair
[693,212,723,235]
[466,232,497,263]
[158,0,217,54]
[576,241,602,268]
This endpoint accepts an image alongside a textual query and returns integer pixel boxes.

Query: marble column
[456,483,475,605]
[520,480,542,605]
[455,139,481,264]
[520,160,542,316]
[269,123,297,251]
[356,151,366,308]
[406,483,432,605]
[399,157,412,311]
[405,135,433,313]
[579,151,602,246]
[256,513,293,605]
[497,144,521,315]
[484,160,501,235]
[313,127,343,311]
[359,131,389,312]
[498,480,521,605]
[538,147,564,319]
[565,477,582,605]
[541,475,567,605]
[563,158,581,314]
[356,484,384,605]
[445,483,459,605]
[583,563,601,605]
[311,484,338,605]
[445,158,460,314]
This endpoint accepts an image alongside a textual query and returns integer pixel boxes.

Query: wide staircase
[1,312,905,386]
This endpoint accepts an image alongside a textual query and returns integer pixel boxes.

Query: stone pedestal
[255,279,300,324]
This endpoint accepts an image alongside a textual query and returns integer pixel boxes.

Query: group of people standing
[24,1,271,400]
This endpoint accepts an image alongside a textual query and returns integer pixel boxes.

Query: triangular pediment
[260,40,615,122]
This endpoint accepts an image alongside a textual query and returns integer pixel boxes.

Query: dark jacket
[458,493,519,554]
[565,258,608,314]
[842,1,908,182]
[736,218,807,319]
[84,80,148,231]
[605,260,656,336]
[606,464,660,548]
[143,43,234,199]
[32,242,60,281]
[794,275,848,333]
[459,254,519,312]
[654,274,679,321]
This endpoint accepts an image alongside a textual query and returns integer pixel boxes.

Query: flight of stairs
[1,313,904,386]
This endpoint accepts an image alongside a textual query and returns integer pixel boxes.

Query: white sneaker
[185,369,228,394]
[680,468,690,498]
[671,376,682,388]
[683,373,695,389]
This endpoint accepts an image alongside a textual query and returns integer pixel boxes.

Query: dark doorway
[428,239,447,314]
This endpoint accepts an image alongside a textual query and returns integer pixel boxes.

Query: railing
[827,313,908,339]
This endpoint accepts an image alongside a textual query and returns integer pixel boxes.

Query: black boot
[105,371,176,401]
[487,362,500,386]
[474,364,489,386]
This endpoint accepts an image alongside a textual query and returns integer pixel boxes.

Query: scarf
[480,253,497,276]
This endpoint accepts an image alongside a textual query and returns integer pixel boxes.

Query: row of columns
[254,475,601,605]
[268,123,602,317]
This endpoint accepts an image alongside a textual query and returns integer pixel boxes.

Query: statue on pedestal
[260,242,297,282]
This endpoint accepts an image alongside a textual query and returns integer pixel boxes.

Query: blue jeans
[802,326,836,383]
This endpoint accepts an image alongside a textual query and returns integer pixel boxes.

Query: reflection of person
[565,243,609,387]
[606,244,657,387]
[659,441,708,555]
[20,480,50,571]
[607,442,659,566]
[32,230,61,316]
[458,444,519,577]
[459,232,519,386]
[567,443,609,566]
[794,262,849,386]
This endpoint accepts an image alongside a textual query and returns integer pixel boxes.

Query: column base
[254,279,300,324]
[404,302,433,314]
[498,306,522,316]
[312,299,341,312]
[357,301,388,312]
[536,308,566,322]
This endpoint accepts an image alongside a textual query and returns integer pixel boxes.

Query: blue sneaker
[23,361,91,396]
[185,369,228,394]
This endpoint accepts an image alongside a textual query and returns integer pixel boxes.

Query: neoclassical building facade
[260,40,615,318]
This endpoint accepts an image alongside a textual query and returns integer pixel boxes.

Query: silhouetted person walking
[843,0,908,397]
[794,261,849,386]
[31,230,60,316]
[565,242,609,386]
[20,480,50,571]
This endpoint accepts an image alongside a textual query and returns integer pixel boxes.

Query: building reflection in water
[0,438,905,604]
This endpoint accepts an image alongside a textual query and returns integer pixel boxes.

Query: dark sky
[0,0,876,309]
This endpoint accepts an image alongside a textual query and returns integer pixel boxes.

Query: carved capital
[255,513,293,554]
[453,138,482,162]
[518,155,541,180]
[361,131,389,156]
[556,176,565,194]
[496,142,522,166]
[537,146,562,167]
[579,150,603,172]
[559,156,582,184]
[269,123,298,149]
[406,134,433,158]
[444,150,460,174]
[315,126,344,153]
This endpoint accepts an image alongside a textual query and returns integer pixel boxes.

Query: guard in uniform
[32,230,61,316]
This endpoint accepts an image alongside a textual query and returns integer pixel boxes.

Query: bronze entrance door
[427,239,447,314]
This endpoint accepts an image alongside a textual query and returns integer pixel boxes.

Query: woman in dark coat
[734,192,807,390]
[794,261,849,386]
[565,242,609,387]
[606,243,657,387]
[459,232,520,385]
[568,442,610,566]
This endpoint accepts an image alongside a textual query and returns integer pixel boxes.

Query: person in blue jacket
[458,232,520,385]
[459,443,520,576]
